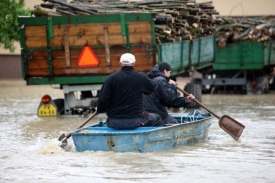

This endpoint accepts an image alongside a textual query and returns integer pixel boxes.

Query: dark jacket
[143,65,189,119]
[97,66,155,119]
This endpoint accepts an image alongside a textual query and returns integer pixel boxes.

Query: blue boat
[71,110,213,152]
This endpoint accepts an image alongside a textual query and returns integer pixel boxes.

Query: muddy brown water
[0,79,275,183]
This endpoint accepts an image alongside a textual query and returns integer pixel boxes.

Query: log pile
[30,0,275,46]
[32,0,219,43]
[215,16,275,47]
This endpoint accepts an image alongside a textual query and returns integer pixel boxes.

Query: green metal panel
[270,40,275,65]
[47,17,53,39]
[26,76,108,85]
[199,35,214,64]
[242,41,263,67]
[46,26,53,78]
[125,24,130,53]
[214,40,264,70]
[21,50,26,79]
[263,41,270,65]
[120,14,126,36]
[181,40,191,69]
[262,40,275,66]
[18,25,26,48]
[158,36,214,76]
[18,13,153,26]
[190,39,200,65]
[150,22,156,44]
[158,41,190,76]
[159,42,182,68]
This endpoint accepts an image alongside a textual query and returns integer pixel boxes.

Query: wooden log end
[217,39,226,47]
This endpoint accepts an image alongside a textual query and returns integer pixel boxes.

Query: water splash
[29,137,67,154]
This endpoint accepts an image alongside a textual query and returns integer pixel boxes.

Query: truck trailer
[18,13,275,116]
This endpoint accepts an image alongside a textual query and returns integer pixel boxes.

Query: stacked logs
[32,0,219,43]
[215,16,275,47]
[31,0,275,46]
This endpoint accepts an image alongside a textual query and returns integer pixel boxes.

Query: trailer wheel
[184,82,202,108]
[53,99,64,115]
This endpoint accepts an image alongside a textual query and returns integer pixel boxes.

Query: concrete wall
[0,55,21,79]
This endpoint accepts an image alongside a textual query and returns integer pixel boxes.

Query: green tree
[0,0,31,52]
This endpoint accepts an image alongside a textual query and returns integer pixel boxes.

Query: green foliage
[0,0,31,52]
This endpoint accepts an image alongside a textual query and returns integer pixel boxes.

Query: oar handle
[65,110,98,139]
[176,86,220,119]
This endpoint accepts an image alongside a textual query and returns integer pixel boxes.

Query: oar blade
[219,115,245,141]
[58,133,68,148]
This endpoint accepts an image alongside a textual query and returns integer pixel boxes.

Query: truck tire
[53,99,64,115]
[184,82,202,108]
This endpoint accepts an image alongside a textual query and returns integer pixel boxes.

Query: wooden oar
[176,86,245,141]
[58,110,98,148]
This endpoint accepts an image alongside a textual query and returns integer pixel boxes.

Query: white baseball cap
[120,53,136,64]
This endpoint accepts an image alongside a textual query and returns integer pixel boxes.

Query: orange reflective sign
[77,46,99,68]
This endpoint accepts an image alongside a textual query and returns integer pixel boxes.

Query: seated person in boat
[143,62,195,124]
[97,53,164,129]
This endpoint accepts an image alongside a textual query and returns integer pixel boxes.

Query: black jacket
[143,65,189,119]
[97,66,155,119]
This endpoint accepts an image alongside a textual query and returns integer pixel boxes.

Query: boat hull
[71,112,212,152]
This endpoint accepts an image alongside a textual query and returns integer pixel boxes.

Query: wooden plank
[26,37,47,48]
[132,55,155,68]
[52,48,110,59]
[51,47,124,68]
[28,45,154,69]
[63,27,71,67]
[52,22,151,37]
[52,54,121,68]
[25,26,47,48]
[130,46,148,52]
[28,61,153,76]
[53,67,119,75]
[52,65,154,75]
[128,22,152,33]
[25,25,47,37]
[27,50,48,70]
[103,27,111,66]
[53,23,122,36]
[79,54,153,69]
[51,34,126,46]
[25,21,152,48]
[27,47,153,76]
[130,46,156,64]
[129,34,152,44]
[25,22,151,38]
[27,60,48,69]
[32,50,48,58]
[27,69,49,76]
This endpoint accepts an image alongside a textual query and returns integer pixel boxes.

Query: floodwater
[0,79,275,183]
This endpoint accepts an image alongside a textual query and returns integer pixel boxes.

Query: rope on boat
[180,110,206,123]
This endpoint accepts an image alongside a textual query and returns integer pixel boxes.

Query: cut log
[154,15,174,24]
[253,23,270,34]
[232,29,251,41]
[217,38,226,47]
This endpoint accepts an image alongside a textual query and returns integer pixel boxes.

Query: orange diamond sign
[77,46,99,68]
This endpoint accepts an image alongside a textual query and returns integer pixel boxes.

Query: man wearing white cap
[97,53,163,129]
